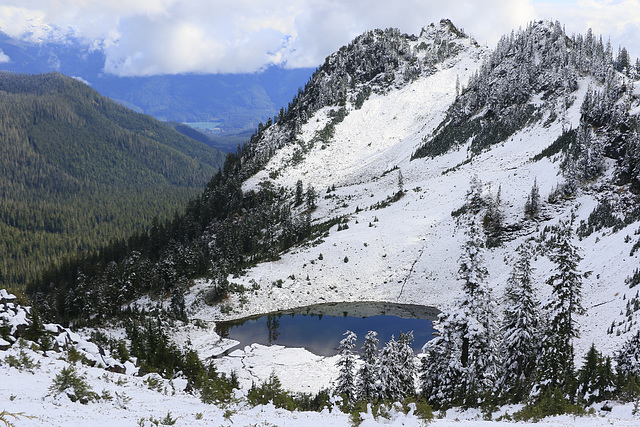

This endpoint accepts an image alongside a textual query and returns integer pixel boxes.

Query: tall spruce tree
[356,331,379,402]
[397,331,417,399]
[422,179,501,407]
[377,333,416,402]
[535,221,585,396]
[378,335,402,401]
[421,308,467,408]
[524,178,541,219]
[499,242,539,402]
[335,330,358,404]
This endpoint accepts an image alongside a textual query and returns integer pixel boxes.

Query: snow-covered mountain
[8,19,640,425]
[218,19,640,361]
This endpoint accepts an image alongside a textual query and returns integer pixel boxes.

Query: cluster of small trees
[335,330,417,406]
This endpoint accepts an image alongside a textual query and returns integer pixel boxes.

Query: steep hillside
[18,19,640,424]
[229,20,640,361]
[0,72,225,288]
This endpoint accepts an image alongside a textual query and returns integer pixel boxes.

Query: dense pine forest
[0,72,226,289]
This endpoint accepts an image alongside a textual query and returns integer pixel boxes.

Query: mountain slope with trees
[0,72,225,288]
[14,19,640,424]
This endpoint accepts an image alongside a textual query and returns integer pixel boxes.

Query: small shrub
[67,346,83,364]
[160,412,177,425]
[247,372,294,410]
[512,388,586,422]
[3,350,39,372]
[49,365,99,404]
[115,391,131,409]
[143,375,164,392]
[199,372,236,404]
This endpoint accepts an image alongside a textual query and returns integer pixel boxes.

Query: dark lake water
[215,301,439,356]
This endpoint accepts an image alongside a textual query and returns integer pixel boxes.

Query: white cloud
[71,75,91,85]
[0,49,9,63]
[0,0,638,75]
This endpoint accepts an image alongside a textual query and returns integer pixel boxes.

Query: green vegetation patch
[0,72,225,289]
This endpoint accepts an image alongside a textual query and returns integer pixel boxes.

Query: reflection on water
[215,301,439,357]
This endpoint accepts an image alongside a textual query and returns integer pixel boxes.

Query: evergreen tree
[458,215,500,405]
[484,186,504,247]
[397,169,405,194]
[458,218,489,297]
[576,344,615,405]
[397,331,417,398]
[356,331,379,402]
[499,242,539,402]
[524,178,541,219]
[295,180,304,206]
[169,282,187,321]
[378,335,404,402]
[616,46,631,74]
[305,185,317,210]
[335,330,357,404]
[421,308,467,408]
[620,131,640,188]
[535,221,585,395]
[615,330,640,379]
[422,206,499,407]
[465,175,486,216]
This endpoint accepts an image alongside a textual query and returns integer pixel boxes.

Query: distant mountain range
[0,30,314,151]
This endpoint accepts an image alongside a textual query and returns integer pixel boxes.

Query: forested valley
[0,72,226,289]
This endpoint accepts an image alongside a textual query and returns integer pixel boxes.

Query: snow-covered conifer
[484,186,504,247]
[576,344,615,404]
[421,307,467,407]
[458,218,489,298]
[335,330,358,404]
[524,178,541,219]
[457,208,500,404]
[535,221,585,394]
[377,335,406,402]
[615,330,640,379]
[499,242,539,402]
[422,202,500,407]
[397,331,417,398]
[356,331,379,402]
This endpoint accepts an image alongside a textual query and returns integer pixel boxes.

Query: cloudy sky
[0,0,639,76]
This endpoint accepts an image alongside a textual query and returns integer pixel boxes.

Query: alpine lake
[215,301,440,357]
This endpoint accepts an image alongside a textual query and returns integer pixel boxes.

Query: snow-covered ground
[2,342,640,426]
[4,25,640,426]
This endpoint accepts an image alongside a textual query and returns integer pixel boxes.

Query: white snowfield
[2,307,640,426]
[3,23,640,426]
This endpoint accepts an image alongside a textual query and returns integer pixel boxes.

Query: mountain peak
[419,18,470,42]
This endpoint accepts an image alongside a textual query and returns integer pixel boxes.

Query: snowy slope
[4,20,640,426]
[203,43,639,366]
